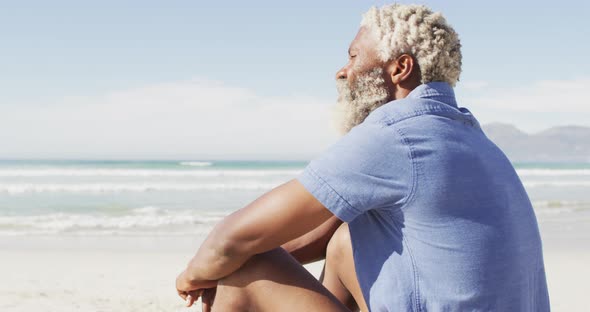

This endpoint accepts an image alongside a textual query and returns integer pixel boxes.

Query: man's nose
[335,67,347,80]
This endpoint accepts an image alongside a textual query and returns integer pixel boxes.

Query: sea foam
[516,169,590,176]
[0,207,225,235]
[523,181,590,188]
[0,182,280,194]
[0,169,301,177]
[179,161,213,167]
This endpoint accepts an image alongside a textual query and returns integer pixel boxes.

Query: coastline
[0,229,588,311]
[0,235,324,312]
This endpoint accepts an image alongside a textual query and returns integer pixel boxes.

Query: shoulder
[308,112,413,183]
[365,97,464,128]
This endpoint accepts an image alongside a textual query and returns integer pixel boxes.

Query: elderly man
[176,4,550,311]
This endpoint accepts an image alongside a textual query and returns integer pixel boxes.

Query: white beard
[332,68,390,135]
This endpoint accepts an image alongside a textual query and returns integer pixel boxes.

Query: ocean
[0,160,589,238]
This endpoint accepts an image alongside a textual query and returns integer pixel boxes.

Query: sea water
[0,160,303,236]
[0,160,588,240]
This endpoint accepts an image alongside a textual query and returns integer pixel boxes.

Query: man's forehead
[350,27,375,51]
[349,26,379,57]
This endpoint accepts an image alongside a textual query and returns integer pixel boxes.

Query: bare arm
[281,215,342,264]
[176,179,334,292]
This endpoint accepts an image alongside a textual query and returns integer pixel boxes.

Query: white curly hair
[361,4,462,86]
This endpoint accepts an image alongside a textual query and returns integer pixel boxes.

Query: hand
[176,270,217,305]
[179,287,216,309]
[183,289,201,308]
[201,287,217,312]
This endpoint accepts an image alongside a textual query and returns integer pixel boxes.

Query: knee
[214,249,285,310]
[327,223,351,261]
[218,248,283,288]
[212,282,250,311]
[215,255,269,310]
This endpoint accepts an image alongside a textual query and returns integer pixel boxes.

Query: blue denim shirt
[298,82,550,311]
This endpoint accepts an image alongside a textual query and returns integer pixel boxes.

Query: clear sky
[1,0,588,159]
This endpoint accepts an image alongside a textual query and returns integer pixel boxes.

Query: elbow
[209,212,265,259]
[210,233,244,260]
[187,223,256,280]
[185,237,237,281]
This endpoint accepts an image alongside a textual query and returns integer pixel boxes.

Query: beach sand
[0,236,323,312]
[0,233,588,311]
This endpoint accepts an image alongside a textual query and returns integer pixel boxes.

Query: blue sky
[1,0,588,159]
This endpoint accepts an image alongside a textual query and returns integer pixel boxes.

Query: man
[176,4,550,311]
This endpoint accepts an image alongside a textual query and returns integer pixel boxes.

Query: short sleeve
[297,121,413,222]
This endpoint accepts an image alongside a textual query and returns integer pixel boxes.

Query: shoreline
[0,233,588,311]
[0,237,326,312]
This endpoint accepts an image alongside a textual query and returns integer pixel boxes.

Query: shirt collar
[406,82,457,107]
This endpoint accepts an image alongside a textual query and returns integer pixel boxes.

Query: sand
[0,234,587,311]
[0,236,324,312]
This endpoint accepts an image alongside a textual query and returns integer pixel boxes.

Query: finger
[209,288,216,307]
[186,289,203,308]
[202,288,216,312]
[186,294,195,307]
[202,293,211,312]
[190,289,203,300]
[201,293,211,312]
[177,290,187,301]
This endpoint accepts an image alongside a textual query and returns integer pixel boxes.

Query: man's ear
[387,54,415,84]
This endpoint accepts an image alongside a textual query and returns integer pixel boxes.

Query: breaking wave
[0,168,301,177]
[0,182,280,194]
[0,206,226,236]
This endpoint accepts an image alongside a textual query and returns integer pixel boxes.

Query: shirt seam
[304,165,357,217]
[383,106,459,127]
[392,126,418,213]
[348,225,372,311]
[403,235,422,312]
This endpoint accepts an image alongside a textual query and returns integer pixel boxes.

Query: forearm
[182,220,251,283]
[282,215,342,264]
[183,215,342,282]
[182,214,341,284]
[179,179,335,287]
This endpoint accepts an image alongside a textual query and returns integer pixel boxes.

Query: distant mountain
[482,123,590,163]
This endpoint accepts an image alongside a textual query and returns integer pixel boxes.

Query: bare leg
[211,248,350,312]
[322,223,369,312]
